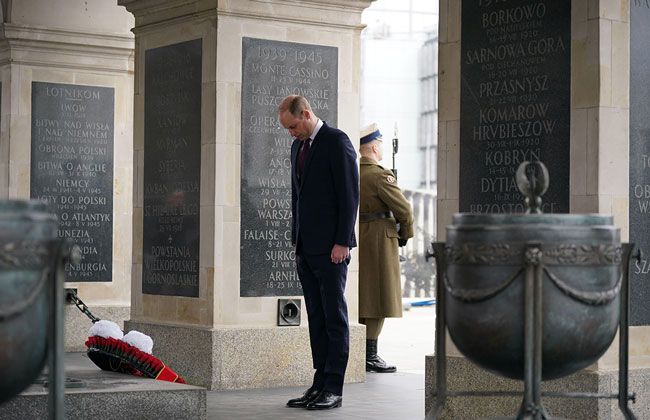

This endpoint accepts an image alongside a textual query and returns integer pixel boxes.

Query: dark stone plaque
[240,38,338,297]
[143,39,202,297]
[30,82,114,282]
[459,0,571,214]
[630,1,650,325]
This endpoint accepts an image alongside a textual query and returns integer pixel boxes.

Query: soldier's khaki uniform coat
[359,156,414,318]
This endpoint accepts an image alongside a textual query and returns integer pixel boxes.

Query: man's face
[279,110,311,141]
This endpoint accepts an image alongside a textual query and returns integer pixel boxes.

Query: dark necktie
[298,139,311,177]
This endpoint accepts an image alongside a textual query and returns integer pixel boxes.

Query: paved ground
[6,305,435,419]
[380,304,435,374]
[207,371,425,419]
[207,305,436,419]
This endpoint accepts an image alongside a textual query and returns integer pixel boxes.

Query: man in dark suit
[278,95,359,410]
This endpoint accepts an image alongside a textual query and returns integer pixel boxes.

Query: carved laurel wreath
[0,239,51,269]
[443,242,623,306]
[0,239,54,321]
[445,243,622,266]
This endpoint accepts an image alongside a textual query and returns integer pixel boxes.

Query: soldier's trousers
[360,317,384,339]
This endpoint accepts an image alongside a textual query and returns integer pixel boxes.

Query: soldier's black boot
[366,339,396,373]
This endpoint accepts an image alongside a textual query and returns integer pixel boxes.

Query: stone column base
[125,321,366,390]
[425,355,650,419]
[65,305,130,352]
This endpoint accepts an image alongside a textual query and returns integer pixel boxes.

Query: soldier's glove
[398,238,408,247]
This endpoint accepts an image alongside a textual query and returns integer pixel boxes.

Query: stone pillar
[120,0,371,390]
[430,0,650,418]
[0,0,134,351]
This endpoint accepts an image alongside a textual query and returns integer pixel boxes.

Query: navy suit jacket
[291,122,359,255]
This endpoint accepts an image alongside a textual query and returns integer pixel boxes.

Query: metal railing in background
[401,188,436,298]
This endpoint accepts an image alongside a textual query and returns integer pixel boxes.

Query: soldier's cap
[360,123,382,145]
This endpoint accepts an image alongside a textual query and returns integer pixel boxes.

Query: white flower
[89,320,123,340]
[122,330,154,354]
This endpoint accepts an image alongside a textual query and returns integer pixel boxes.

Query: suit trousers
[297,252,350,396]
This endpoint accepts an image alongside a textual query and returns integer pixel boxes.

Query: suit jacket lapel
[291,139,301,192]
[299,123,325,190]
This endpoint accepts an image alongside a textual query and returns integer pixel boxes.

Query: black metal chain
[66,289,100,323]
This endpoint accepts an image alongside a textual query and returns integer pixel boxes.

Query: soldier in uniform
[358,123,414,373]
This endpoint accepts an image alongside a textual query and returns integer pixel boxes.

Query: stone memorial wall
[459,0,571,213]
[630,0,650,326]
[30,82,114,282]
[240,37,338,297]
[142,39,202,297]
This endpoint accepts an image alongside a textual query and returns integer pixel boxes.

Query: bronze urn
[0,200,57,403]
[428,162,636,420]
[445,212,620,380]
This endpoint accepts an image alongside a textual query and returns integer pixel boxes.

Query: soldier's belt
[359,211,393,223]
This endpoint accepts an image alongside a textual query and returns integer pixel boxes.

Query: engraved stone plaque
[143,39,202,297]
[31,82,114,282]
[459,0,571,214]
[240,38,338,297]
[630,1,650,325]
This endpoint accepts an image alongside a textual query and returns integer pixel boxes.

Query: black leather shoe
[305,391,343,410]
[365,339,397,373]
[366,354,397,373]
[286,387,321,408]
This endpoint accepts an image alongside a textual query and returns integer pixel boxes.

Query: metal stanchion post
[426,242,448,420]
[48,240,69,420]
[619,244,637,420]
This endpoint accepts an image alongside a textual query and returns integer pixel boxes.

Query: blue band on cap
[361,129,382,144]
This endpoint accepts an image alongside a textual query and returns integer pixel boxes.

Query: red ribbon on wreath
[85,336,185,384]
